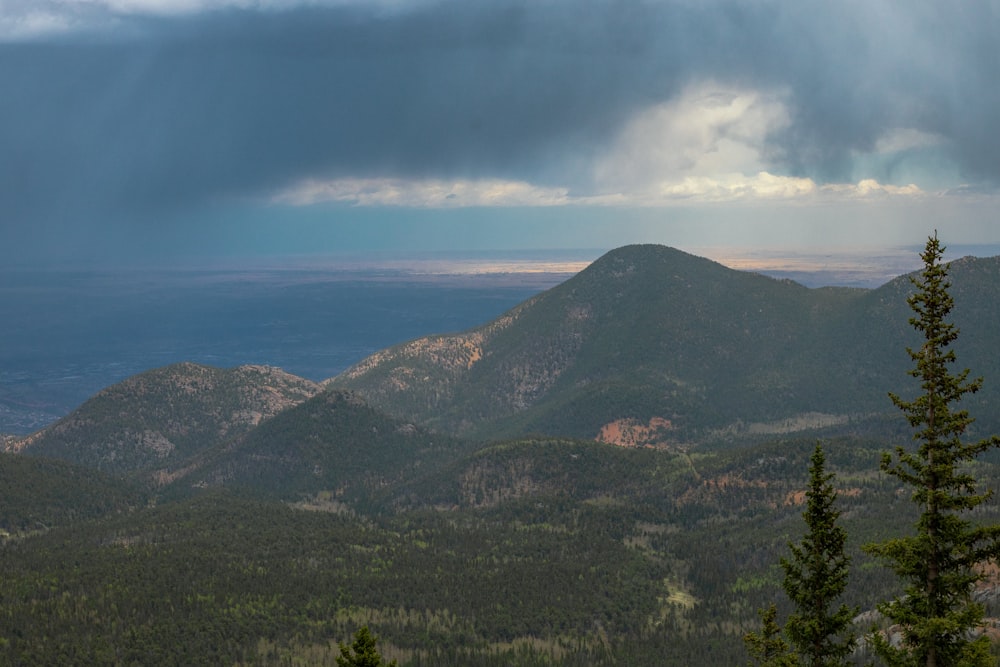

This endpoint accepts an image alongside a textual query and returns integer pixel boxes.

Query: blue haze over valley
[5,244,998,436]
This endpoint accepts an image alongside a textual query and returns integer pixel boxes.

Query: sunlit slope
[9,363,321,475]
[330,244,1000,443]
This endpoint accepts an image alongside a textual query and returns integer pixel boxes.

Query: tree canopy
[337,626,398,667]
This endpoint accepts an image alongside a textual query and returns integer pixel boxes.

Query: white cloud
[0,0,421,38]
[272,173,926,209]
[272,77,930,208]
[272,177,596,208]
[822,179,923,198]
[0,10,74,39]
[95,0,244,15]
[651,172,818,202]
[271,81,927,210]
[592,82,792,194]
[70,0,398,14]
[586,81,927,205]
[0,1,115,39]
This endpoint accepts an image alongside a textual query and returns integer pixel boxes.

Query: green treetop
[746,443,855,667]
[336,626,398,667]
[781,444,857,667]
[865,233,1000,666]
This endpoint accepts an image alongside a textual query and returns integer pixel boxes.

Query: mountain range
[4,243,1000,665]
[9,244,1000,479]
[329,244,1000,444]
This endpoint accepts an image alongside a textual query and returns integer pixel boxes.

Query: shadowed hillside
[0,453,143,535]
[159,389,476,505]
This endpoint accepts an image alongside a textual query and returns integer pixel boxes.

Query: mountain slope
[8,363,321,475]
[160,389,475,503]
[329,244,1000,443]
[0,453,142,535]
[8,432,993,665]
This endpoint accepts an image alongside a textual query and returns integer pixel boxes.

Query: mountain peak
[329,244,1000,444]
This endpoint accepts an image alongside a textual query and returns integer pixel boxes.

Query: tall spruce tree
[746,444,856,667]
[781,444,856,667]
[865,233,1000,666]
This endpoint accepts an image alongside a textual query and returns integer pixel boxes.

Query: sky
[3,0,1000,267]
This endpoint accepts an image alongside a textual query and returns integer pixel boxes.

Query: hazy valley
[0,263,559,434]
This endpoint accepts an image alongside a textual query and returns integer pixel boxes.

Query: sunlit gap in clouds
[177,244,999,290]
[688,244,1000,288]
[75,232,1000,291]
[135,250,602,291]
[362,245,997,289]
[326,244,1000,290]
[691,246,927,288]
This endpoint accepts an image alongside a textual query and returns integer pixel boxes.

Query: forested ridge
[330,245,1000,444]
[4,243,1000,665]
[4,436,999,664]
[10,363,320,475]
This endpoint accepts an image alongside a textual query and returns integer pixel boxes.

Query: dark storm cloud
[2,1,1000,233]
[2,2,661,224]
[759,3,1000,185]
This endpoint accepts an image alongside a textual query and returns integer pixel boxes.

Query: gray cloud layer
[3,1,999,240]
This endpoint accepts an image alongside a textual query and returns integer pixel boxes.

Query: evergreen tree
[336,626,398,667]
[745,603,798,667]
[865,233,1000,666]
[781,444,856,667]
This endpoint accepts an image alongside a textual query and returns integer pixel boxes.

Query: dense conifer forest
[5,435,999,664]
